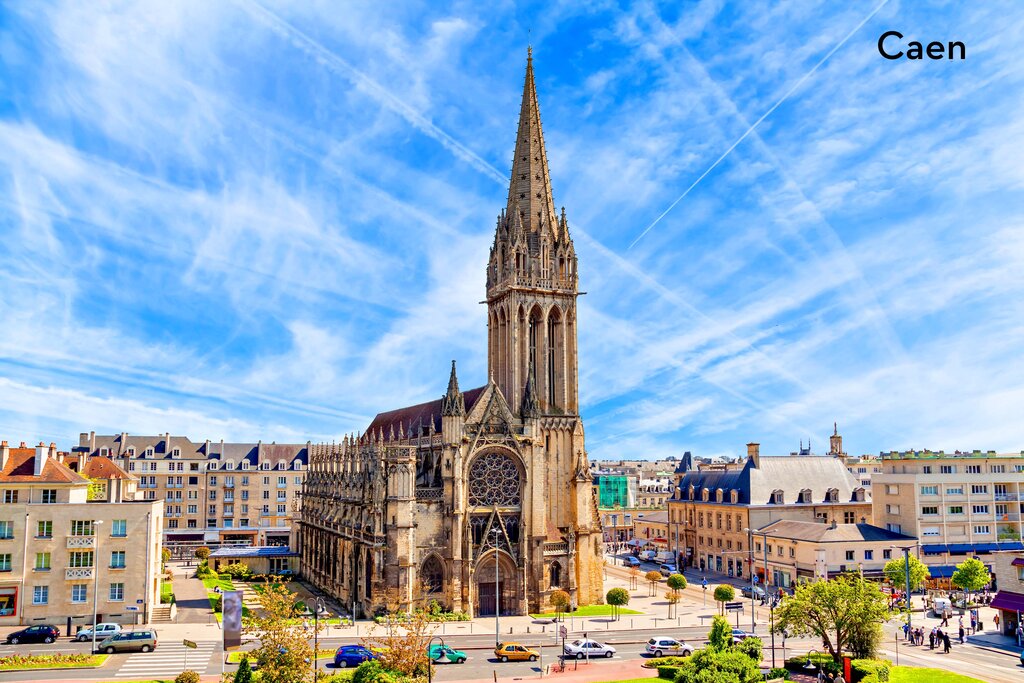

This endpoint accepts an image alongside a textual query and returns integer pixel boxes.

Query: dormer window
[171,448,181,459]
[770,490,784,505]
[730,490,739,504]
[260,462,270,471]
[241,461,250,471]
[99,447,109,457]
[688,485,695,501]
[225,461,235,471]
[293,461,303,471]
[702,488,710,502]
[208,461,218,471]
[715,488,724,503]
[126,447,135,457]
[277,461,286,470]
[853,487,866,502]
[826,488,839,503]
[798,489,812,504]
[144,447,154,458]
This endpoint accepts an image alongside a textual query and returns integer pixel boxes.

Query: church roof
[366,386,486,436]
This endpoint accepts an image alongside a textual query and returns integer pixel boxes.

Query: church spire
[506,48,559,239]
[441,360,466,417]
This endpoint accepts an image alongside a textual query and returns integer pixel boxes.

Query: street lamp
[890,544,920,635]
[309,596,326,677]
[426,635,447,683]
[91,520,104,655]
[804,648,822,672]
[491,527,501,646]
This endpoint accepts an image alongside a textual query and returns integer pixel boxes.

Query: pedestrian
[928,628,935,649]
[835,672,847,683]
[943,632,951,653]
[816,668,825,683]
[993,613,1000,631]
[969,613,976,633]
[903,622,910,640]
[958,624,965,644]
[1016,623,1023,646]
[940,611,949,627]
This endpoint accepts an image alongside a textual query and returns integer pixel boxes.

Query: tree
[951,558,991,603]
[606,587,630,621]
[773,574,890,662]
[161,547,171,570]
[363,585,437,678]
[734,635,763,662]
[708,615,733,650]
[675,647,761,683]
[883,554,930,593]
[550,590,570,622]
[645,571,662,597]
[629,565,640,590]
[234,656,254,683]
[713,584,735,615]
[194,546,210,562]
[243,578,320,683]
[666,574,687,618]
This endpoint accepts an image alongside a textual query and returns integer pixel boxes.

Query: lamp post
[491,527,501,646]
[804,648,822,674]
[312,596,326,677]
[426,635,447,683]
[891,544,918,634]
[91,520,104,655]
[744,528,756,632]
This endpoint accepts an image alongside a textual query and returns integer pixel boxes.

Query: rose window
[468,452,521,507]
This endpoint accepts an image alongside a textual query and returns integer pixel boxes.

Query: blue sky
[1,1,1023,460]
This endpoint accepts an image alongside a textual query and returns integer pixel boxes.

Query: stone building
[299,51,604,618]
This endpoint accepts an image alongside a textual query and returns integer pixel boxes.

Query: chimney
[34,441,48,477]
[746,442,760,468]
[0,441,8,470]
[829,518,837,530]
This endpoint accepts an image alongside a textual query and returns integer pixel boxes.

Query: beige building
[989,550,1024,636]
[668,446,872,579]
[871,450,1024,568]
[73,433,307,550]
[0,442,163,628]
[632,510,669,552]
[755,519,916,588]
[300,51,603,618]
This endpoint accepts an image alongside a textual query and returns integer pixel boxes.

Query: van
[932,597,953,616]
[639,550,657,562]
[97,629,158,654]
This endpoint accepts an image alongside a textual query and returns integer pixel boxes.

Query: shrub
[234,656,254,683]
[784,653,840,675]
[210,594,222,613]
[850,658,890,682]
[735,636,763,662]
[319,672,355,683]
[352,660,384,683]
[641,655,690,668]
[767,667,790,680]
[194,546,211,561]
[174,671,200,683]
[220,562,254,580]
[657,665,682,679]
[196,561,215,579]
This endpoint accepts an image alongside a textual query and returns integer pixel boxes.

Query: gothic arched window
[421,556,443,594]
[549,562,562,588]
[468,452,522,507]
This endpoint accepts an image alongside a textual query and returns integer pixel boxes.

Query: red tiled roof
[0,448,88,484]
[82,456,133,481]
[366,386,486,436]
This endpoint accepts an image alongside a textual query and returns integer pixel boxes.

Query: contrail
[628,0,890,249]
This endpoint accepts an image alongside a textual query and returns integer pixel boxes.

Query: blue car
[334,644,377,668]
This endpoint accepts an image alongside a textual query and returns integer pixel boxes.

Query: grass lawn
[160,580,174,604]
[887,667,985,683]
[530,604,643,618]
[594,678,658,683]
[227,648,335,663]
[0,654,109,670]
[202,575,236,592]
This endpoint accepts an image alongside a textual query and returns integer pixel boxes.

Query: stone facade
[299,51,603,618]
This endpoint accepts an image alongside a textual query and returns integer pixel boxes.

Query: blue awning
[927,565,956,578]
[946,543,975,554]
[922,544,948,555]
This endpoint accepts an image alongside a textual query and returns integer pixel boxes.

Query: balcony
[66,567,93,580]
[67,535,96,549]
[995,493,1020,502]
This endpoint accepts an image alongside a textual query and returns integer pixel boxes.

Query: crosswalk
[114,640,219,678]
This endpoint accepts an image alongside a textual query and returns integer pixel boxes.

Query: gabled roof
[82,456,134,481]
[760,520,914,543]
[366,386,486,436]
[675,455,865,505]
[0,448,89,484]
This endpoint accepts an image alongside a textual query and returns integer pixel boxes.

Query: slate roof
[0,448,89,484]
[675,455,865,505]
[366,386,486,436]
[760,520,914,543]
[79,434,308,467]
[210,546,297,558]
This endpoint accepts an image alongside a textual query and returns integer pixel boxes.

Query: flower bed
[0,653,108,671]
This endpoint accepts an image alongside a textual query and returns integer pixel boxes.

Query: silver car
[563,638,615,659]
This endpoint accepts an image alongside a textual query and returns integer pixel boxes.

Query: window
[294,476,301,485]
[209,491,217,501]
[225,461,234,470]
[922,466,932,474]
[964,464,981,473]
[0,521,11,539]
[167,519,179,529]
[111,519,127,537]
[109,583,124,601]
[70,520,94,536]
[72,585,87,603]
[920,486,938,496]
[262,491,269,500]
[223,519,233,528]
[69,551,94,568]
[0,553,11,571]
[886,504,900,514]
[240,518,249,527]
[864,550,874,560]
[972,485,989,495]
[972,505,989,514]
[2,490,18,504]
[278,476,286,486]
[845,550,855,561]
[946,486,964,495]
[241,490,249,501]
[990,465,1005,473]
[922,506,939,515]
[208,505,217,516]
[34,553,50,571]
[207,519,217,528]
[789,547,795,558]
[187,520,197,528]
[883,549,892,560]
[974,525,990,534]
[885,485,899,495]
[187,505,197,514]
[263,476,270,485]
[110,551,126,569]
[844,511,856,524]
[940,465,955,474]
[277,504,286,513]
[277,461,285,470]
[949,506,964,514]
[190,463,199,471]
[33,586,48,605]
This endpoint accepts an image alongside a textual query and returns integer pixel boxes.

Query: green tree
[160,547,171,571]
[645,570,662,597]
[243,578,320,683]
[234,657,254,683]
[713,584,735,615]
[606,587,630,621]
[550,589,570,622]
[773,575,890,662]
[734,635,763,662]
[708,615,733,650]
[883,554,930,592]
[194,546,210,562]
[951,557,991,603]
[675,647,761,683]
[666,574,687,618]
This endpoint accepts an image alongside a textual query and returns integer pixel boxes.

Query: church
[299,51,604,618]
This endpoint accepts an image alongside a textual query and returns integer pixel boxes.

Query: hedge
[657,665,682,680]
[851,658,890,682]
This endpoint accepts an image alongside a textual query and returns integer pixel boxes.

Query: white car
[76,623,122,642]
[563,638,615,659]
[644,637,694,657]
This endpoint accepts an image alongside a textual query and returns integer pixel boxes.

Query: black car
[7,624,60,644]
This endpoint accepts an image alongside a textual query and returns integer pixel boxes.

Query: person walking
[993,613,1000,632]
[969,612,976,633]
[1016,623,1023,646]
[958,623,965,644]
[835,672,847,683]
[903,622,911,641]
[928,628,935,649]
[943,632,951,653]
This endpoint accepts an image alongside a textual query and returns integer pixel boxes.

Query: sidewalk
[966,630,1023,655]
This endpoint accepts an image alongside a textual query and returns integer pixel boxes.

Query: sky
[1,1,1023,461]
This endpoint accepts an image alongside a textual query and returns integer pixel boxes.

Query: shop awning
[922,544,948,555]
[164,533,204,541]
[624,539,649,547]
[926,565,956,578]
[1011,558,1024,567]
[991,590,1024,613]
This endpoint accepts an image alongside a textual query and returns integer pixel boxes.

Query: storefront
[991,590,1024,636]
[0,586,17,620]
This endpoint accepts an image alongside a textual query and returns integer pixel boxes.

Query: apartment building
[594,469,673,542]
[668,447,872,579]
[872,450,1024,569]
[73,433,309,550]
[989,550,1024,636]
[0,442,162,628]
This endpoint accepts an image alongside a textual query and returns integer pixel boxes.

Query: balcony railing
[66,567,94,580]
[67,536,96,549]
[995,494,1020,502]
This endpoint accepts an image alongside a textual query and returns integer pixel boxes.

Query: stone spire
[521,357,540,418]
[441,360,466,417]
[506,47,559,240]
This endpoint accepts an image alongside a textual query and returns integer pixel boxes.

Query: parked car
[333,644,377,668]
[427,644,467,663]
[625,556,642,568]
[6,625,60,644]
[639,550,657,561]
[494,642,539,662]
[76,623,122,642]
[740,586,765,599]
[659,563,678,576]
[644,637,693,657]
[97,629,158,654]
[731,629,756,643]
[563,638,615,659]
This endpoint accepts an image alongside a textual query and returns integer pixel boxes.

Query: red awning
[1011,558,1024,567]
[991,590,1024,613]
[653,537,668,543]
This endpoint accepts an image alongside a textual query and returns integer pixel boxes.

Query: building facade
[73,433,307,551]
[299,52,603,618]
[668,446,872,579]
[989,551,1024,636]
[871,450,1024,568]
[0,442,163,627]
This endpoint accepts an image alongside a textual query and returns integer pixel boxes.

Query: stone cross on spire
[506,47,559,239]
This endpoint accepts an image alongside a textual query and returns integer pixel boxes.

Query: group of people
[903,622,955,653]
